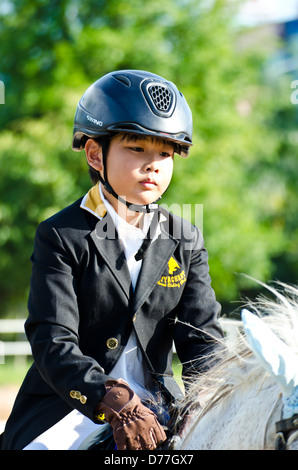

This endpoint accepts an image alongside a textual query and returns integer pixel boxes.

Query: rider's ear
[85,139,103,172]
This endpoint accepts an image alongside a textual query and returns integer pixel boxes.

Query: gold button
[80,395,87,404]
[106,337,119,349]
[70,390,81,400]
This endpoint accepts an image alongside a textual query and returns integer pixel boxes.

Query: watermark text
[93,199,204,251]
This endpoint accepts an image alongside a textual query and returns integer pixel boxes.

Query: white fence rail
[0,318,240,364]
[0,319,31,363]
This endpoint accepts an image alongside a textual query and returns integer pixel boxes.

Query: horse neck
[179,379,282,450]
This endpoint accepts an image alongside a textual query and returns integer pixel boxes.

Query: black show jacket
[1,194,223,450]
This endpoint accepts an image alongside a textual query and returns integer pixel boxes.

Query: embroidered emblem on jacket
[157,257,186,288]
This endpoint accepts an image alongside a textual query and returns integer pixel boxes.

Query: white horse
[175,282,298,450]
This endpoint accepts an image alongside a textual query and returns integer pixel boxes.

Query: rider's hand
[95,379,167,450]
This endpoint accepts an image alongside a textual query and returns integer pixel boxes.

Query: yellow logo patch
[157,257,186,288]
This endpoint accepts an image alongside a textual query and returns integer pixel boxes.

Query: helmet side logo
[86,114,103,127]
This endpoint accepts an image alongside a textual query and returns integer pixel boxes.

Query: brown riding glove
[95,379,167,450]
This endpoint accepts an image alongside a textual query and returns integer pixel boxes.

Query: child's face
[104,134,174,208]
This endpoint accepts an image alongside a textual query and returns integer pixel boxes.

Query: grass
[0,358,32,386]
[172,354,184,392]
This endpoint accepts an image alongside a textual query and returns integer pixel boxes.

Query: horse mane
[179,282,298,426]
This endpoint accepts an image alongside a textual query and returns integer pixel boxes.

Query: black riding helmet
[72,70,193,212]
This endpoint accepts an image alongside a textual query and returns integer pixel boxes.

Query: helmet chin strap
[98,139,161,214]
[101,175,161,260]
[102,178,161,213]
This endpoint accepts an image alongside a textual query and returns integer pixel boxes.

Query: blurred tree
[0,0,296,315]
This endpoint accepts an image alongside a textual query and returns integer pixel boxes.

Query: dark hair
[88,164,100,185]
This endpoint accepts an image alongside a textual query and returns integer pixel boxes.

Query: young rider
[1,70,223,450]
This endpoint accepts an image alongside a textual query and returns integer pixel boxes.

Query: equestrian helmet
[72,70,193,157]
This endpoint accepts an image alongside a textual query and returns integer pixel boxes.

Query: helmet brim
[72,123,192,158]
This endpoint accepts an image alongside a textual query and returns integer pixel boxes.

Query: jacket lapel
[132,226,179,315]
[81,183,132,300]
[82,183,179,308]
[90,213,133,300]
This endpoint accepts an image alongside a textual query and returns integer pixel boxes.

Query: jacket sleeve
[25,220,111,422]
[173,226,225,379]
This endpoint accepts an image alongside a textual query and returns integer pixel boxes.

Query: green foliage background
[0,0,297,316]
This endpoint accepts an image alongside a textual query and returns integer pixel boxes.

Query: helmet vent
[148,84,172,112]
[112,74,131,87]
